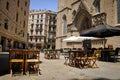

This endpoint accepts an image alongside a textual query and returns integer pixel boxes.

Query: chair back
[115,48,120,55]
[26,50,40,60]
[9,49,24,59]
[93,50,101,58]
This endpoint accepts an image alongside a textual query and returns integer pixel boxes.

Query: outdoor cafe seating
[87,50,101,68]
[65,47,103,69]
[109,48,120,62]
[9,49,40,76]
[44,49,60,59]
[100,47,120,62]
[63,48,70,65]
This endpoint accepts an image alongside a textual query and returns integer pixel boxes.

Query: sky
[30,0,58,12]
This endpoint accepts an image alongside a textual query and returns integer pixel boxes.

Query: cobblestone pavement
[0,52,120,80]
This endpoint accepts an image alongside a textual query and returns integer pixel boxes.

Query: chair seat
[26,59,39,62]
[10,59,24,62]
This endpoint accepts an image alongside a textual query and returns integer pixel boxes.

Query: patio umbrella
[63,36,101,48]
[63,36,80,48]
[63,36,99,42]
[76,36,99,41]
[80,23,120,48]
[62,36,78,42]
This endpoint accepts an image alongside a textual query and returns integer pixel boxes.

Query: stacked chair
[9,49,40,76]
[25,50,40,76]
[9,49,24,76]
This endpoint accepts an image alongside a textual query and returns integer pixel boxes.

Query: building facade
[28,10,56,50]
[56,0,120,49]
[0,0,30,51]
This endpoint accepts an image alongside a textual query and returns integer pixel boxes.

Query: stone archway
[74,8,92,34]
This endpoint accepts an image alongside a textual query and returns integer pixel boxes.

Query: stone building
[0,0,30,51]
[28,10,56,50]
[56,0,120,50]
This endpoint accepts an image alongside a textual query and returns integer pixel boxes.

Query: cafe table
[68,50,86,67]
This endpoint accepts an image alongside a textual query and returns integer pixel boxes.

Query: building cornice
[29,10,57,14]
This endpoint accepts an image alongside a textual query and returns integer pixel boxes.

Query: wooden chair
[44,50,50,59]
[74,50,88,69]
[68,52,75,67]
[55,49,60,59]
[25,50,40,76]
[87,50,101,68]
[9,49,24,76]
[64,52,69,65]
[75,54,87,69]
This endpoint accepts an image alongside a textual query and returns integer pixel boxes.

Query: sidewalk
[0,52,120,80]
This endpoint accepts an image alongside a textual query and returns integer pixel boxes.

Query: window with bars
[31,24,34,29]
[16,13,18,22]
[35,38,38,42]
[36,30,38,35]
[4,19,8,29]
[37,14,39,19]
[31,30,33,35]
[6,2,9,10]
[17,0,19,7]
[25,1,27,7]
[32,15,34,20]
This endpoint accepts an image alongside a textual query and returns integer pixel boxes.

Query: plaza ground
[0,52,120,80]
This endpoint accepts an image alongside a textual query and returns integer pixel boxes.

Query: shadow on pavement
[0,53,9,76]
[93,78,111,80]
[69,77,111,80]
[69,78,82,80]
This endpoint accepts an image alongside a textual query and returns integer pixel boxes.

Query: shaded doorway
[1,37,6,52]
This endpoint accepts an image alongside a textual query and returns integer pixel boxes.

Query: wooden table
[68,50,86,67]
[68,50,95,68]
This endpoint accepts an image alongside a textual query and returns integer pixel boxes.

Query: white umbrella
[63,36,100,42]
[63,36,79,48]
[63,36,101,48]
[63,36,78,42]
[76,36,99,42]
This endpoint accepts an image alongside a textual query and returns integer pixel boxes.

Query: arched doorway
[74,9,92,34]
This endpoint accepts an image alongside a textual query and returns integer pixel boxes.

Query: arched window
[94,0,100,13]
[63,15,67,35]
